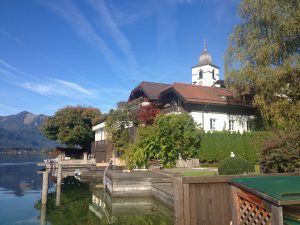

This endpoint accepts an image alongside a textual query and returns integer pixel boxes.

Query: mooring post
[113,147,115,173]
[41,171,49,205]
[40,204,47,225]
[56,164,62,206]
[58,153,62,162]
[83,152,88,162]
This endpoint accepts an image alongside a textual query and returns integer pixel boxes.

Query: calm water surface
[0,154,174,225]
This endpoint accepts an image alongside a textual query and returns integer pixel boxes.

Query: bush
[122,113,202,169]
[260,131,300,173]
[218,157,254,175]
[197,131,273,164]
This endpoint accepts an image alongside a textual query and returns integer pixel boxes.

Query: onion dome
[198,40,212,65]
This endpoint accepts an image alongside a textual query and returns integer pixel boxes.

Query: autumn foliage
[137,102,160,125]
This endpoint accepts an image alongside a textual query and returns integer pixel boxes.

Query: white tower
[192,40,219,86]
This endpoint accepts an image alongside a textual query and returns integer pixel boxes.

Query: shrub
[122,113,202,168]
[218,157,254,175]
[260,131,300,173]
[197,131,273,164]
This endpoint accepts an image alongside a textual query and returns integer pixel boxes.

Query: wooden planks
[174,175,232,225]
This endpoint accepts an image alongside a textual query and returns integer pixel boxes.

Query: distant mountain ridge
[0,111,58,150]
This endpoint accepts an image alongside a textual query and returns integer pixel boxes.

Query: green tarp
[232,176,300,202]
[232,176,300,223]
[284,216,300,225]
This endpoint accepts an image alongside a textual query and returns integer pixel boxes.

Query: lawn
[182,170,217,177]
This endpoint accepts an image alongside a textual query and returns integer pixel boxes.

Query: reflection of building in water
[89,188,174,223]
[89,190,117,224]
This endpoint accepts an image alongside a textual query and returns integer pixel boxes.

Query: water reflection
[0,154,52,225]
[0,154,48,196]
[38,176,174,225]
[90,188,174,224]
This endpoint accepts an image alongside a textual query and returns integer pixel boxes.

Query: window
[212,69,215,80]
[229,120,234,131]
[210,118,216,130]
[199,70,203,79]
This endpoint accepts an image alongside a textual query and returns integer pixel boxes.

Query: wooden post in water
[113,147,115,173]
[41,171,49,205]
[40,204,47,225]
[56,164,62,206]
[83,152,88,162]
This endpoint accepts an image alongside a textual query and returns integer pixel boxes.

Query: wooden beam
[173,173,185,225]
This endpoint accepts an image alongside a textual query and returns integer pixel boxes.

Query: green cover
[284,216,300,225]
[232,176,300,202]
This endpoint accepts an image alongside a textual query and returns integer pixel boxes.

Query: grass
[183,170,217,177]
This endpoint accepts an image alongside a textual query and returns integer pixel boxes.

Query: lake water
[0,154,174,225]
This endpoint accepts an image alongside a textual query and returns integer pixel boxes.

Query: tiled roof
[128,81,170,101]
[160,82,246,106]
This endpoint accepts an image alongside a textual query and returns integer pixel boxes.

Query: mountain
[0,111,58,150]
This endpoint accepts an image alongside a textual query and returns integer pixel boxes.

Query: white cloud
[52,78,93,96]
[20,79,94,98]
[0,58,95,100]
[86,0,138,73]
[41,0,133,80]
[0,28,25,46]
[0,104,20,113]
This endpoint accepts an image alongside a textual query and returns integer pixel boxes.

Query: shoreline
[0,150,49,155]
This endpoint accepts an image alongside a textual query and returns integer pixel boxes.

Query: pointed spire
[198,38,212,65]
[203,39,207,51]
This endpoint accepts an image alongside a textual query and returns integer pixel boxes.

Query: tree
[225,0,300,130]
[123,113,202,168]
[260,130,300,173]
[105,108,130,155]
[41,106,102,151]
[137,102,160,125]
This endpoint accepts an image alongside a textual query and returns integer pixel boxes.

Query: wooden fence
[91,140,113,163]
[173,172,299,225]
[173,174,233,225]
[91,127,138,163]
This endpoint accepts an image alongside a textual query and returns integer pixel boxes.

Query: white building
[192,41,220,87]
[129,42,256,133]
[92,122,106,141]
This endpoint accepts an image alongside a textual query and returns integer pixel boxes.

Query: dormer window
[212,69,215,80]
[199,70,203,79]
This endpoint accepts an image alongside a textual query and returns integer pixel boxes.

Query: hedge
[197,131,273,164]
[218,157,255,175]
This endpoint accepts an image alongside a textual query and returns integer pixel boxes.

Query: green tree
[105,108,130,155]
[225,0,300,130]
[260,130,300,173]
[123,113,202,168]
[41,106,102,151]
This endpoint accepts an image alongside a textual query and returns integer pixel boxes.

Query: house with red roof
[92,42,256,162]
[128,42,256,132]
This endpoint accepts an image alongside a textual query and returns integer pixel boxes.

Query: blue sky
[0,0,240,116]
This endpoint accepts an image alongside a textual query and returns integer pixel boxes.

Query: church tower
[192,41,219,86]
